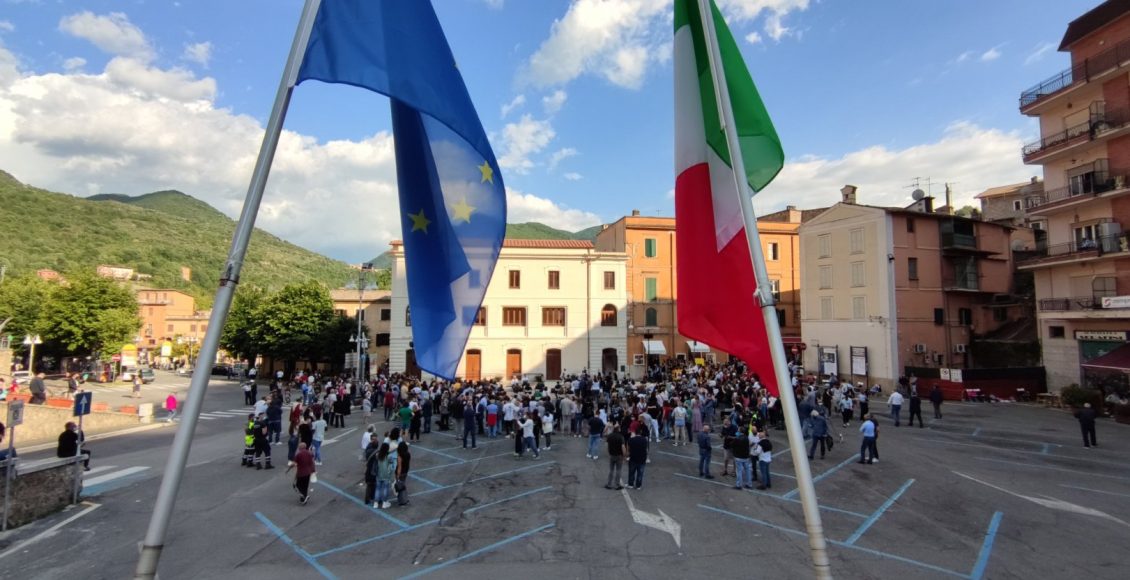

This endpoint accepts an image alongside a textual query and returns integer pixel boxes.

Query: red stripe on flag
[675,162,778,395]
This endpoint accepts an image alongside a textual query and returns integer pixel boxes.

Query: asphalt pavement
[0,393,1127,579]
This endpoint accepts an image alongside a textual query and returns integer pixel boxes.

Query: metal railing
[1017,232,1129,265]
[941,232,977,248]
[1022,119,1096,161]
[1039,296,1103,311]
[942,275,979,291]
[1020,37,1130,109]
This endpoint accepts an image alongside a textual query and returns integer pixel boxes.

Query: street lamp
[351,262,375,383]
[350,333,370,383]
[22,334,42,374]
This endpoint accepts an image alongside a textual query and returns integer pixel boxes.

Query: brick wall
[1,456,84,529]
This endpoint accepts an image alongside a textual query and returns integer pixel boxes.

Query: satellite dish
[912,188,926,201]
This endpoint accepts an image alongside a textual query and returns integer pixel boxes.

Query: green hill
[367,220,605,266]
[0,171,357,307]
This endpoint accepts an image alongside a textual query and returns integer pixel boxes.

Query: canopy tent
[1080,343,1130,372]
[643,340,667,355]
[687,340,711,353]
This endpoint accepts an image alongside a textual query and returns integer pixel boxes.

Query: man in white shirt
[516,414,539,459]
[502,399,517,438]
[888,390,904,427]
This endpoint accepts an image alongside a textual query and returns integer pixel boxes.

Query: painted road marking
[970,512,1003,580]
[783,454,857,499]
[621,488,681,547]
[254,512,337,580]
[397,522,556,580]
[954,471,1130,528]
[1059,484,1130,499]
[672,472,868,519]
[844,479,916,545]
[0,502,101,561]
[84,466,150,487]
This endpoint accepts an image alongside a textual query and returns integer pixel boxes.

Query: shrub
[1060,384,1102,409]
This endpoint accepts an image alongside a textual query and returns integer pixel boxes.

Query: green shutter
[645,238,657,257]
[645,278,657,301]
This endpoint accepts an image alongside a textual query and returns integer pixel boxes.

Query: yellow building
[330,288,391,376]
[135,289,210,364]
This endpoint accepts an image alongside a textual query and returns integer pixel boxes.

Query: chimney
[786,205,802,223]
[841,185,857,205]
[180,267,192,282]
[631,209,641,217]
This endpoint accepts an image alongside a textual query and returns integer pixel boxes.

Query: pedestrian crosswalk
[198,408,257,421]
[84,466,150,487]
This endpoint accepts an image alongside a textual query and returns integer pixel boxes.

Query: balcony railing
[941,232,977,249]
[1017,232,1129,266]
[1039,295,1116,311]
[1022,106,1130,162]
[1020,37,1130,109]
[942,275,980,291]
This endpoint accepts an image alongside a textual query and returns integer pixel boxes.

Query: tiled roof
[1060,0,1130,50]
[757,207,830,223]
[389,239,594,249]
[975,181,1042,200]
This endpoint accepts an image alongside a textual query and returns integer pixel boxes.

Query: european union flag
[297,0,506,380]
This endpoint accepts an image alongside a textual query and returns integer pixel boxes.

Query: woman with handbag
[395,441,412,506]
[288,442,316,505]
[373,443,394,509]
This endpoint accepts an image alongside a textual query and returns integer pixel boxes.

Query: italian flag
[674,0,784,394]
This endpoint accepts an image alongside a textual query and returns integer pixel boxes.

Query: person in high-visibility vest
[242,414,256,467]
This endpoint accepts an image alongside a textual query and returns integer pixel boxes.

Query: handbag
[310,473,318,483]
[394,479,406,493]
[825,435,834,451]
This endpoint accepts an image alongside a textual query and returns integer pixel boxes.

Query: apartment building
[1017,0,1130,390]
[330,288,391,377]
[800,187,1021,390]
[388,239,628,381]
[136,289,211,364]
[594,209,810,377]
[975,177,1045,227]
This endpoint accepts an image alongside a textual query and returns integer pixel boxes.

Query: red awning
[1081,343,1130,372]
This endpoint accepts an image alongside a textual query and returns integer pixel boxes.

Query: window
[934,308,944,326]
[852,296,866,320]
[1048,325,1065,338]
[849,228,864,254]
[406,306,412,326]
[820,297,833,319]
[767,242,780,261]
[770,279,781,301]
[1030,221,1044,230]
[167,324,174,332]
[604,271,615,290]
[1093,276,1116,299]
[148,307,153,316]
[993,307,1007,322]
[644,238,657,258]
[334,309,346,317]
[542,307,566,326]
[645,307,658,326]
[473,307,487,326]
[380,309,391,321]
[190,324,197,332]
[776,309,786,326]
[509,270,521,289]
[601,304,617,327]
[819,265,832,289]
[850,262,865,287]
[375,333,390,347]
[502,307,527,326]
[201,324,207,332]
[818,234,831,258]
[1012,200,1022,211]
[908,257,919,281]
[958,308,973,326]
[548,270,560,290]
[906,218,915,233]
[1074,225,1097,247]
[645,277,658,301]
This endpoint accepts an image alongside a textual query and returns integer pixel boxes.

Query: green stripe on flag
[675,0,784,193]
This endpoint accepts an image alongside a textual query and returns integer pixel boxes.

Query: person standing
[252,414,274,470]
[131,374,142,400]
[888,390,904,427]
[858,414,878,464]
[697,424,715,479]
[1075,402,1098,448]
[362,434,380,506]
[374,442,394,509]
[586,413,605,460]
[930,385,944,419]
[731,429,753,490]
[395,441,412,506]
[907,391,924,428]
[720,417,737,476]
[604,427,627,490]
[56,421,90,470]
[311,414,327,466]
[164,393,178,422]
[857,387,869,421]
[242,414,257,467]
[672,404,688,446]
[462,400,477,449]
[754,431,773,490]
[421,397,433,434]
[626,428,649,490]
[808,409,829,460]
[289,442,315,505]
[541,411,554,451]
[839,391,854,428]
[516,414,540,459]
[27,372,46,405]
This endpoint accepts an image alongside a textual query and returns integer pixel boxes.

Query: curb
[16,422,175,454]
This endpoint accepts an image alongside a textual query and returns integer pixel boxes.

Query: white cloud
[59,12,154,62]
[500,94,525,118]
[547,147,577,170]
[506,187,601,231]
[0,42,18,86]
[563,172,583,181]
[542,89,567,114]
[955,50,975,63]
[1025,42,1056,66]
[182,41,212,67]
[745,31,763,45]
[62,57,86,71]
[496,114,555,174]
[104,57,216,101]
[980,47,1001,62]
[753,122,1032,216]
[0,21,14,33]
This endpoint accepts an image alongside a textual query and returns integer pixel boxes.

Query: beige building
[388,239,628,381]
[135,289,211,365]
[330,288,391,376]
[975,177,1045,227]
[1016,0,1130,390]
[594,209,812,377]
[800,187,1021,389]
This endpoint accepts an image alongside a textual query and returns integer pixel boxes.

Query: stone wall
[0,402,142,448]
[1,455,84,529]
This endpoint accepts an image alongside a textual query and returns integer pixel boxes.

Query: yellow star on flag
[478,161,494,184]
[408,209,431,233]
[451,197,476,223]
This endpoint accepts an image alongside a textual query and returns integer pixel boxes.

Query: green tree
[374,269,391,290]
[39,274,140,356]
[252,281,333,374]
[220,285,267,361]
[307,313,362,371]
[0,274,54,346]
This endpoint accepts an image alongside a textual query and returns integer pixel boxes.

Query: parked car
[211,364,233,377]
[120,367,139,382]
[138,368,156,384]
[11,370,30,385]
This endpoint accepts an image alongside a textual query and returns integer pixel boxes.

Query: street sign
[74,392,93,417]
[6,400,24,426]
[1101,295,1130,309]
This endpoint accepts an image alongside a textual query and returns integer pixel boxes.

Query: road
[0,393,1128,579]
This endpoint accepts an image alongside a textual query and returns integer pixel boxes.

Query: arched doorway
[506,349,522,380]
[545,348,562,381]
[405,349,420,378]
[602,348,618,375]
[465,349,482,381]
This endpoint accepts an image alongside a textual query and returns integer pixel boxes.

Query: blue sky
[0,0,1098,262]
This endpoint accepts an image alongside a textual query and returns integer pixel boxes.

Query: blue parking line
[414,461,556,497]
[465,486,552,514]
[698,504,967,579]
[409,473,443,489]
[436,437,511,451]
[971,428,981,437]
[411,445,467,463]
[1041,443,1050,455]
[398,522,556,580]
[254,512,338,580]
[317,480,410,528]
[970,512,1003,580]
[655,450,797,479]
[412,450,514,473]
[783,455,857,499]
[844,479,916,545]
[671,472,868,519]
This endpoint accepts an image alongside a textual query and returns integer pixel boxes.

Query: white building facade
[389,239,629,381]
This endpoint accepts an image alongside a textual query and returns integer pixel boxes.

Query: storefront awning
[687,340,711,353]
[1081,343,1130,372]
[643,340,667,355]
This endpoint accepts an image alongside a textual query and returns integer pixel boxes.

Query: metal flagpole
[693,0,833,577]
[133,0,323,577]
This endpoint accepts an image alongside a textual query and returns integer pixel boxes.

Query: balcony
[941,232,977,249]
[1038,295,1130,312]
[942,275,980,292]
[1017,232,1129,268]
[1025,161,1126,213]
[1020,37,1130,112]
[1021,106,1130,164]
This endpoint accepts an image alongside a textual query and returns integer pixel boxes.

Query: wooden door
[405,349,420,378]
[602,348,618,374]
[506,349,522,380]
[545,349,562,381]
[465,350,481,381]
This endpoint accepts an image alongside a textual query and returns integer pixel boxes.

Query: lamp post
[22,334,42,374]
[352,262,374,383]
